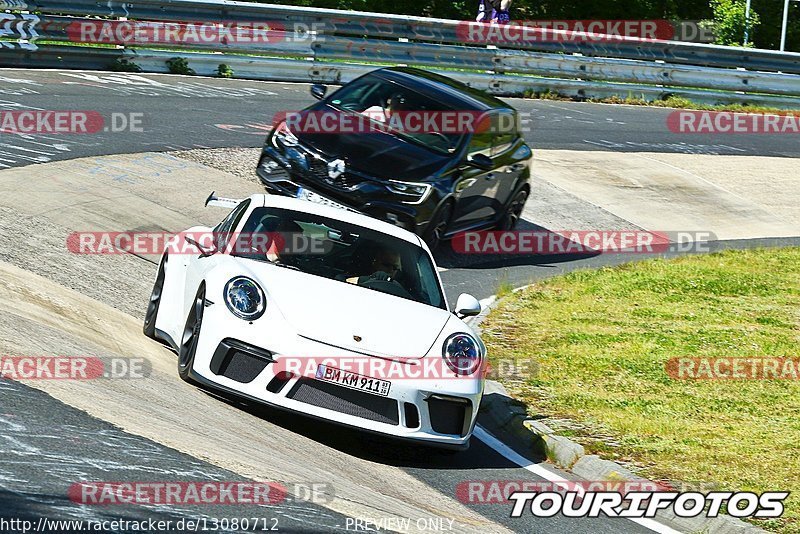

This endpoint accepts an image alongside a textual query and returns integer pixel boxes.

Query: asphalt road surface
[1,68,797,534]
[1,69,799,171]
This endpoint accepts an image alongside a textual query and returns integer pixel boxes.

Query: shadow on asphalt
[434,220,601,270]
[189,373,548,473]
[194,384,543,470]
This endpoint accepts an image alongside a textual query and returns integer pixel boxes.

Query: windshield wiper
[269,260,301,271]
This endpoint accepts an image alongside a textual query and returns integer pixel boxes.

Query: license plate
[316,364,391,397]
[296,186,348,211]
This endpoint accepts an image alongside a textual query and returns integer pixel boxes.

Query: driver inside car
[362,92,408,124]
[347,247,402,285]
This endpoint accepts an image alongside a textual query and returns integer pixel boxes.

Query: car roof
[253,194,426,247]
[371,67,513,113]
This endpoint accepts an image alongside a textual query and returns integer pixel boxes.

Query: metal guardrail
[15,0,800,73]
[2,0,800,106]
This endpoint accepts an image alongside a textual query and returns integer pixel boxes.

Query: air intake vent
[427,395,471,436]
[287,379,399,425]
[404,402,420,428]
[210,339,273,383]
[267,372,294,394]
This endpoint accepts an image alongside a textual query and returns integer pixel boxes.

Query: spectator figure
[476,0,511,24]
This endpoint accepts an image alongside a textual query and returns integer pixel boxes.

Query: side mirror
[466,153,493,171]
[310,84,327,100]
[454,293,481,318]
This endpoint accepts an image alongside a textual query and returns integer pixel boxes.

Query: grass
[524,91,800,114]
[481,248,800,532]
[495,278,515,299]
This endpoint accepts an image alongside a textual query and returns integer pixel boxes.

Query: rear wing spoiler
[205,191,243,209]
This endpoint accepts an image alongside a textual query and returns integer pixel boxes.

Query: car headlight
[442,333,483,376]
[271,121,299,148]
[387,180,432,204]
[224,277,266,321]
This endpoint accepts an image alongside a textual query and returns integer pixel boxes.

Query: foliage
[109,58,142,73]
[216,64,234,78]
[708,0,760,46]
[166,57,196,76]
[244,0,797,50]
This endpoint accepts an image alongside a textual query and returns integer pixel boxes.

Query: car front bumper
[188,300,483,449]
[256,147,436,235]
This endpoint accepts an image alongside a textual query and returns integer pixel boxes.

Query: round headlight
[442,333,483,376]
[224,277,266,321]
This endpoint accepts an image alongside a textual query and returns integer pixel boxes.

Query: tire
[423,202,453,251]
[143,253,167,340]
[498,188,528,231]
[178,285,205,383]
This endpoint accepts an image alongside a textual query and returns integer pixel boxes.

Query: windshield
[325,74,464,155]
[232,207,446,310]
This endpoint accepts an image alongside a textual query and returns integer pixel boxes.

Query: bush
[166,57,196,76]
[216,64,234,78]
[109,58,142,73]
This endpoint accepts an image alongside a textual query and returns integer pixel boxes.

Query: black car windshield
[325,74,466,154]
[232,207,446,310]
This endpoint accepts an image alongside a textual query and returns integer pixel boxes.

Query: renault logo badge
[328,159,346,179]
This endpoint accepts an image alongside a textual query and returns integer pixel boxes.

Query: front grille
[427,396,471,436]
[286,379,399,425]
[210,339,273,383]
[404,402,420,428]
[307,158,362,191]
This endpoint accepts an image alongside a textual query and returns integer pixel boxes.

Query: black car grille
[427,395,472,437]
[210,339,273,384]
[307,158,362,191]
[286,379,399,425]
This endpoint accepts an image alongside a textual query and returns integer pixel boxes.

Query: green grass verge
[481,248,800,532]
[527,91,800,114]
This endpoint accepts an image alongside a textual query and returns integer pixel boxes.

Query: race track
[1,68,799,534]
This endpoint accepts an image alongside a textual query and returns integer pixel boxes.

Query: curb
[470,293,767,534]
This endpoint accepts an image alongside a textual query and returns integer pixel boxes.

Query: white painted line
[474,425,684,534]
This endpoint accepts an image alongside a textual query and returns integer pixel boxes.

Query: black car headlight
[224,277,266,321]
[387,180,432,204]
[271,121,299,149]
[442,333,483,376]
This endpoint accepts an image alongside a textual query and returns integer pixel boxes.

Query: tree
[708,0,760,46]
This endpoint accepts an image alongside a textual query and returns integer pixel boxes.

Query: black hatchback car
[256,67,532,249]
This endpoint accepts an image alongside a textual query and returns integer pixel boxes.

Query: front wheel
[178,285,205,383]
[143,253,168,339]
[498,189,528,231]
[423,202,453,251]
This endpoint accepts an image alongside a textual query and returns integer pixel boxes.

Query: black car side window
[467,132,493,156]
[492,113,517,155]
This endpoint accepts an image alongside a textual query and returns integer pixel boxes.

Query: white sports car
[143,193,486,450]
